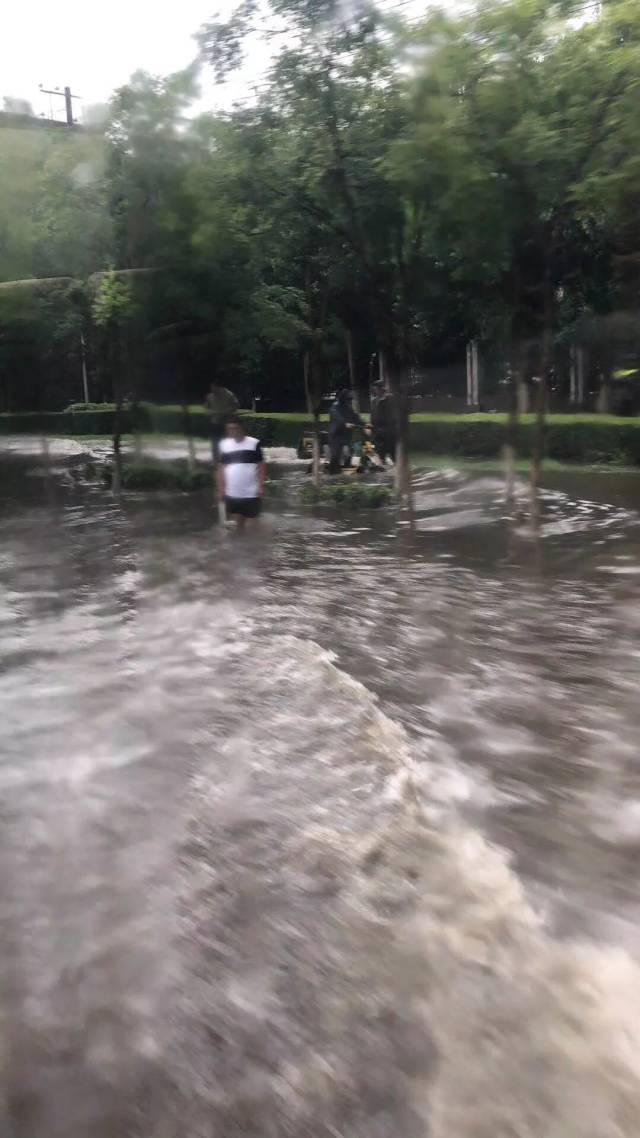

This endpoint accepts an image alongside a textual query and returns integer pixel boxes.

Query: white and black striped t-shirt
[219,436,264,499]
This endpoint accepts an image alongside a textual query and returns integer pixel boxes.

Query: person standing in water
[328,389,363,474]
[217,416,265,529]
[205,383,239,464]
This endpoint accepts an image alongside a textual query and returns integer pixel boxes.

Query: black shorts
[225,497,262,519]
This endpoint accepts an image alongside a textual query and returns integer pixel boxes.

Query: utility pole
[39,84,81,126]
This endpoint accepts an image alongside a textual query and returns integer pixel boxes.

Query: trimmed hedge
[2,406,640,465]
[408,416,640,465]
[104,460,211,491]
[0,409,119,435]
[0,405,288,444]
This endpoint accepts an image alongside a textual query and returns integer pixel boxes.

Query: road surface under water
[1,448,640,1137]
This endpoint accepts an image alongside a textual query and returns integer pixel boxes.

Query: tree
[92,269,136,490]
[0,278,85,411]
[400,0,640,507]
[2,96,34,116]
[200,0,425,499]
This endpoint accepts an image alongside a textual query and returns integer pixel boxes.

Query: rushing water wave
[1,453,640,1137]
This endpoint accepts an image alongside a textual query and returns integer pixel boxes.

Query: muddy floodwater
[1,447,640,1138]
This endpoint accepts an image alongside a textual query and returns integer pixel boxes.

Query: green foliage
[92,270,134,328]
[0,128,112,285]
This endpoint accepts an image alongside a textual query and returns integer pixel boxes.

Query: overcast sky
[1,0,234,121]
[2,0,427,123]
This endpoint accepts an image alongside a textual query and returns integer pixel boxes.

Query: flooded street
[2,450,640,1137]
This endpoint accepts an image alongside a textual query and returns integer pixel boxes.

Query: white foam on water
[4,575,640,1136]
[254,636,640,1138]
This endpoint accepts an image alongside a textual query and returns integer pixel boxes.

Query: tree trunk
[112,335,124,494]
[40,434,54,505]
[304,351,321,489]
[504,344,523,507]
[345,327,359,411]
[517,380,530,415]
[390,365,413,518]
[570,345,586,408]
[182,403,196,473]
[596,369,611,413]
[112,397,123,495]
[132,413,143,462]
[530,322,552,528]
[466,340,480,408]
[80,332,90,403]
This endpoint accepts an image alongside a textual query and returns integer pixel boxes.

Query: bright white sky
[2,0,427,123]
[1,0,243,120]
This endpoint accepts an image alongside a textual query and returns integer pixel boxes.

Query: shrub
[136,405,281,445]
[103,460,211,491]
[409,416,640,465]
[301,480,392,508]
[0,409,121,435]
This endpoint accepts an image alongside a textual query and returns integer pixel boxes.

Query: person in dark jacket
[328,389,363,474]
[370,380,396,464]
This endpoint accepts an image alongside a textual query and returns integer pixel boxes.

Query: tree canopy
[0,0,638,414]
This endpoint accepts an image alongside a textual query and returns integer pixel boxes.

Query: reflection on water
[1,454,640,1137]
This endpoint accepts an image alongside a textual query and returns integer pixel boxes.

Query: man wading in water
[217,416,265,530]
